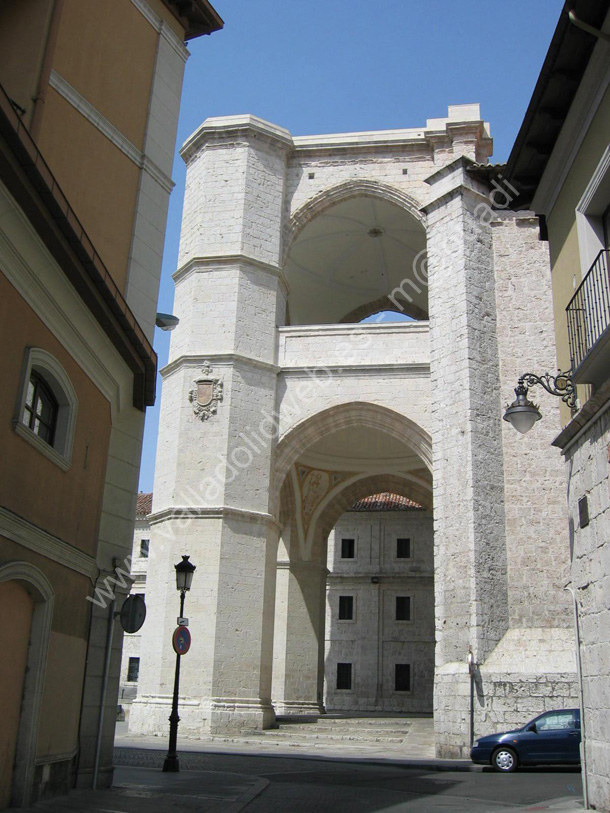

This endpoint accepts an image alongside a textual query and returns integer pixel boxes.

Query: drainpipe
[468,648,475,750]
[92,596,117,789]
[564,584,589,810]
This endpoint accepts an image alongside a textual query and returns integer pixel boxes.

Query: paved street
[24,746,583,813]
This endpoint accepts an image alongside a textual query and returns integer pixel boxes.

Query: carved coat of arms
[188,362,223,421]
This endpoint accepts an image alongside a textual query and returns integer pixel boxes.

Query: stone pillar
[272,558,327,716]
[424,158,509,757]
[130,116,292,735]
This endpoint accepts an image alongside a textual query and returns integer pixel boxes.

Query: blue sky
[138,0,565,491]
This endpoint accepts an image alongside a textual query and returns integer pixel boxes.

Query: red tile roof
[349,493,423,511]
[136,492,153,517]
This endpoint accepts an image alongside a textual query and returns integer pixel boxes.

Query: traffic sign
[119,594,146,633]
[172,625,191,655]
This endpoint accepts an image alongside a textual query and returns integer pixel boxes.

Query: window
[127,657,140,682]
[396,596,411,621]
[338,595,354,620]
[536,711,577,731]
[14,348,78,470]
[396,538,411,558]
[140,539,150,558]
[336,662,352,690]
[22,371,58,445]
[341,538,355,559]
[395,663,411,692]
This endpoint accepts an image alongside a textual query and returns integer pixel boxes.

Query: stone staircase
[204,714,436,759]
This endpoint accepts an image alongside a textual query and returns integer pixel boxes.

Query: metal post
[163,590,186,772]
[564,585,589,810]
[92,597,116,788]
[468,647,475,750]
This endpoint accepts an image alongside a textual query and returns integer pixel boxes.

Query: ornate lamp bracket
[518,370,576,409]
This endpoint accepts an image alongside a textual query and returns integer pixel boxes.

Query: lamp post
[503,370,576,434]
[163,555,196,773]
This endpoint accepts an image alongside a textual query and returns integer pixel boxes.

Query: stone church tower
[130,105,577,756]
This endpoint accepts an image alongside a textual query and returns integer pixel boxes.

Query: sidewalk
[22,764,268,813]
[20,728,585,813]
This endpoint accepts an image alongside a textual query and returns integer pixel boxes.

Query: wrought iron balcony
[566,249,610,387]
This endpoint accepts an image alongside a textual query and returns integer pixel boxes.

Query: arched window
[22,371,58,445]
[13,349,78,470]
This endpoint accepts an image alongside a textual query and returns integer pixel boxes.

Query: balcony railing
[566,249,610,385]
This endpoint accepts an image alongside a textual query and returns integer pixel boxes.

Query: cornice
[173,253,286,284]
[49,71,174,194]
[0,506,98,582]
[279,363,430,378]
[149,505,280,530]
[161,353,279,379]
[181,115,293,163]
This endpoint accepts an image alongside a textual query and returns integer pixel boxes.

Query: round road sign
[119,594,146,633]
[172,625,191,655]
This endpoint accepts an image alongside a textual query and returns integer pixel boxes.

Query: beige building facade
[0,0,221,806]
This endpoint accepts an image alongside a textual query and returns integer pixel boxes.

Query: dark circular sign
[172,625,191,655]
[119,594,146,633]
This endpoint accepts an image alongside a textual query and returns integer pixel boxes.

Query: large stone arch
[284,179,426,261]
[273,402,433,515]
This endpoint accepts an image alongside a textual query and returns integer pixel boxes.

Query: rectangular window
[341,538,355,559]
[395,663,411,692]
[336,662,352,690]
[127,657,140,682]
[578,496,589,529]
[396,538,411,558]
[396,596,411,621]
[338,595,354,620]
[140,539,150,558]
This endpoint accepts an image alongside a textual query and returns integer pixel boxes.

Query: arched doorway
[271,404,433,718]
[0,562,54,807]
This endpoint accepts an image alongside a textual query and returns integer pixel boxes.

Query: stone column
[423,158,509,757]
[130,116,292,735]
[272,558,327,716]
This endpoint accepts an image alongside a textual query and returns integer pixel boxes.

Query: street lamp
[503,370,576,434]
[163,555,196,773]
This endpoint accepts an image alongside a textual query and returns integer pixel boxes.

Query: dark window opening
[578,496,589,529]
[22,371,57,445]
[396,538,411,558]
[396,596,411,621]
[395,663,411,692]
[336,662,352,690]
[341,538,355,559]
[140,539,150,558]
[127,657,140,682]
[338,595,354,620]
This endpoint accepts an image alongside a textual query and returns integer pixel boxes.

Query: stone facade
[324,505,434,713]
[129,105,577,758]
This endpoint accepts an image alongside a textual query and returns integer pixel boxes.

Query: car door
[524,711,580,763]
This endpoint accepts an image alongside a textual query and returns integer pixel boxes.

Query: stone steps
[279,726,409,739]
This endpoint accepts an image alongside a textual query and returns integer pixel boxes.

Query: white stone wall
[565,410,610,811]
[118,518,150,708]
[132,109,575,756]
[324,511,434,713]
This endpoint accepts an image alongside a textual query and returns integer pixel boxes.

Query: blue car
[470,709,581,772]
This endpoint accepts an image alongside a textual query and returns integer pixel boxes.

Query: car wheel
[492,747,518,773]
